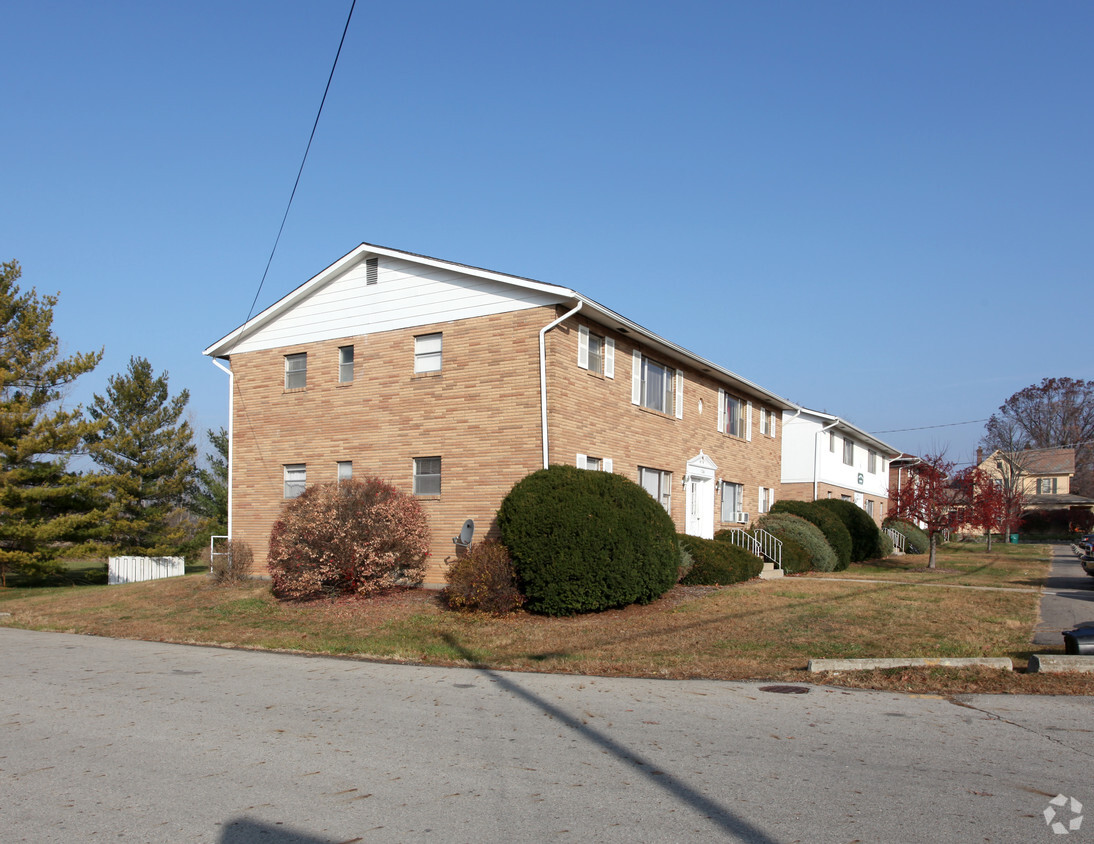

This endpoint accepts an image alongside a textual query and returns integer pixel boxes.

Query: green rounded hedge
[497,465,679,616]
[884,519,929,554]
[814,498,885,562]
[678,534,763,585]
[769,500,852,570]
[755,513,839,572]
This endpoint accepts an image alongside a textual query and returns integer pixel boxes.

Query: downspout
[814,420,839,501]
[539,300,584,469]
[212,357,233,541]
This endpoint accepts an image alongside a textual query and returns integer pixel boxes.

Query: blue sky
[3,1,1091,467]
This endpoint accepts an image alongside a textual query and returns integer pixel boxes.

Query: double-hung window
[721,481,744,522]
[640,357,674,414]
[284,353,307,390]
[639,466,672,513]
[413,457,441,496]
[760,407,776,437]
[578,325,615,377]
[337,461,353,483]
[719,391,751,439]
[843,438,854,466]
[868,450,877,474]
[414,333,442,373]
[284,464,306,498]
[1038,477,1058,494]
[577,454,612,472]
[339,346,354,383]
[758,486,774,514]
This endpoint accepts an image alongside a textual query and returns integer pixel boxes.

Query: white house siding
[231,255,563,355]
[780,410,893,501]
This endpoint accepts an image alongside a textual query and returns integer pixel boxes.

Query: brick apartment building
[203,243,797,586]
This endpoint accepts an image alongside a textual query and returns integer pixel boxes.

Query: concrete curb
[1027,654,1094,674]
[807,657,1013,673]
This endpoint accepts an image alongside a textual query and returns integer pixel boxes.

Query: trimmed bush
[756,513,839,572]
[678,534,763,585]
[444,541,525,615]
[813,498,884,562]
[497,465,678,616]
[878,529,894,558]
[268,478,430,600]
[884,519,929,554]
[769,500,852,570]
[777,535,811,574]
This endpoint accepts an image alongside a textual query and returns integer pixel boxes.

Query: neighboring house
[976,447,1094,513]
[203,243,796,587]
[780,408,900,525]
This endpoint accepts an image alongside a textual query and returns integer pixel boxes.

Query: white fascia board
[576,296,797,411]
[793,406,900,458]
[203,242,576,359]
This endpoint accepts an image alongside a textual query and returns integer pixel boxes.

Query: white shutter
[576,453,587,470]
[769,487,775,507]
[746,401,753,442]
[604,338,615,379]
[758,486,764,513]
[771,412,777,439]
[718,389,726,433]
[631,350,642,405]
[604,458,613,473]
[578,325,589,370]
[675,370,684,419]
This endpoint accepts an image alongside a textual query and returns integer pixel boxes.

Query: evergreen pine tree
[191,427,228,530]
[0,261,103,585]
[86,356,197,554]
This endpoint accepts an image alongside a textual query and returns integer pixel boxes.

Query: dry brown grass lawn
[3,540,1091,695]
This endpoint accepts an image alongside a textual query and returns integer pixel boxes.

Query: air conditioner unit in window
[734,512,750,524]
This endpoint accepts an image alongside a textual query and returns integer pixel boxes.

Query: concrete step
[759,561,783,579]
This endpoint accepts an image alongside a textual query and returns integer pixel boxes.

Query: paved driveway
[2,628,1090,843]
[1034,543,1094,646]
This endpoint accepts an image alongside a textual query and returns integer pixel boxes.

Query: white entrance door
[685,476,715,539]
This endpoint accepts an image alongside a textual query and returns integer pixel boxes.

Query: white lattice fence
[108,556,185,585]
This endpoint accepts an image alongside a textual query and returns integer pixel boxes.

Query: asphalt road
[1,628,1091,843]
[1034,544,1094,646]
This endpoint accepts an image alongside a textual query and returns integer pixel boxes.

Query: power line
[246,0,357,322]
[873,418,989,434]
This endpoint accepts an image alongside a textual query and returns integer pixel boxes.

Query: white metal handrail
[884,527,906,552]
[722,528,782,568]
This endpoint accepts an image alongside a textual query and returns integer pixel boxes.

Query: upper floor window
[578,325,614,377]
[414,333,442,373]
[1037,477,1058,494]
[842,438,854,466]
[284,353,307,390]
[723,394,746,438]
[284,463,306,498]
[829,431,837,453]
[413,456,441,496]
[639,356,674,414]
[339,346,354,383]
[868,450,877,474]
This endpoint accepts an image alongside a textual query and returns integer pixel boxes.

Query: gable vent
[365,256,378,285]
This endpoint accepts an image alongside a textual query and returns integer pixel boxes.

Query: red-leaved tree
[953,466,1006,551]
[888,452,955,569]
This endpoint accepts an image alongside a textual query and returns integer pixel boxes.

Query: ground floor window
[721,481,744,521]
[284,464,306,498]
[414,457,441,495]
[758,486,774,514]
[337,461,353,483]
[639,466,672,513]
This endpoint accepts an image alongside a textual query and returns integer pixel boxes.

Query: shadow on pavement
[441,633,780,843]
[219,817,350,844]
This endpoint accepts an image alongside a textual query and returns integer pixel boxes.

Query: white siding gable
[231,256,562,354]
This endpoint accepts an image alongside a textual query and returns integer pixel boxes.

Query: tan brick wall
[543,316,783,531]
[229,309,548,587]
[227,306,787,586]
